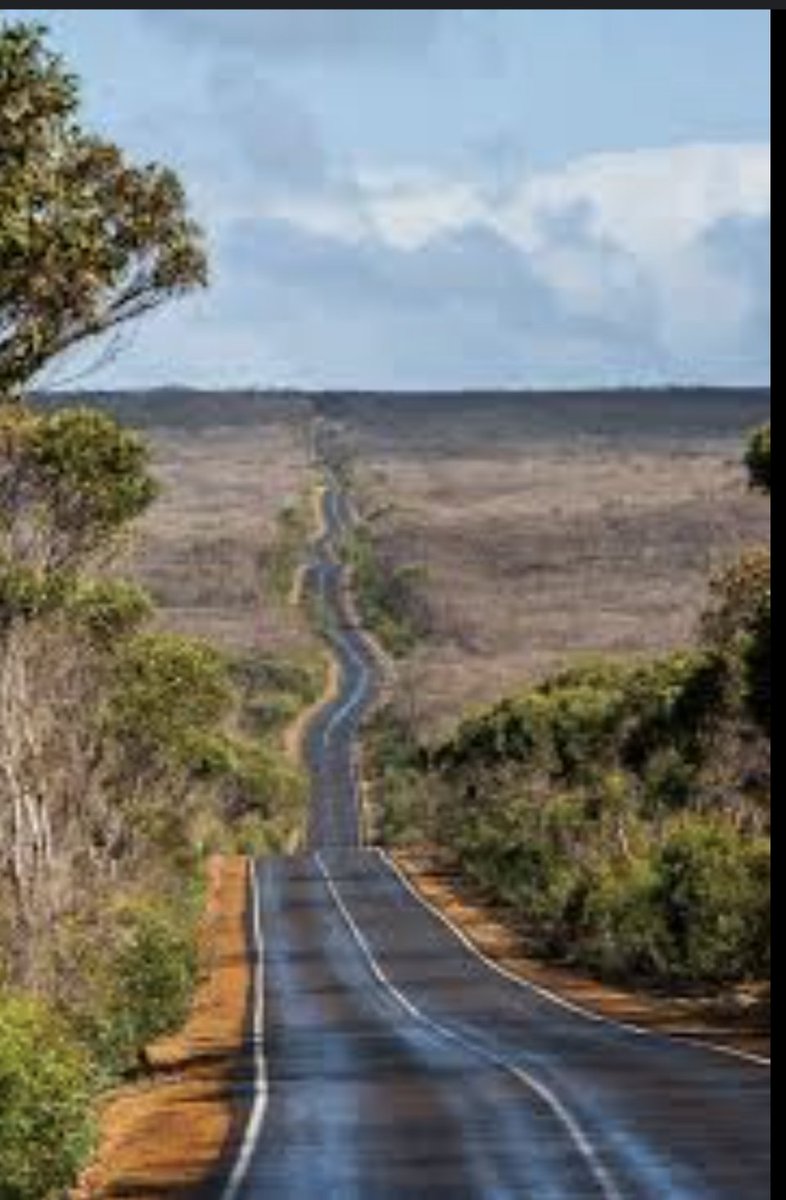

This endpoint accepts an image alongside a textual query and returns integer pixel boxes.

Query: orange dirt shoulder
[73,855,251,1200]
[393,847,770,1062]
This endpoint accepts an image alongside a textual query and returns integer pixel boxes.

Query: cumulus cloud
[168,211,672,389]
[99,139,770,389]
[497,143,771,261]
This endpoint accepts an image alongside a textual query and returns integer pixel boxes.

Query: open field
[318,389,771,737]
[80,392,319,659]
[36,390,317,656]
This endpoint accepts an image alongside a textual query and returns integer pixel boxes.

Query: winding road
[223,476,771,1199]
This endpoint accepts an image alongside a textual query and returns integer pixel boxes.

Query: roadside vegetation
[0,22,310,1198]
[266,490,316,605]
[318,427,429,658]
[369,424,770,991]
[342,525,428,657]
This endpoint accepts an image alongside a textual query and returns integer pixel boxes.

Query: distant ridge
[28,384,770,432]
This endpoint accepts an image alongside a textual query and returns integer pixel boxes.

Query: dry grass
[118,398,317,660]
[321,391,771,737]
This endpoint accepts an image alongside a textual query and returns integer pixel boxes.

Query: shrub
[652,817,770,983]
[112,902,199,1054]
[580,856,667,978]
[620,651,728,771]
[744,422,771,494]
[108,632,235,760]
[701,548,771,650]
[743,591,771,735]
[0,994,95,1200]
[73,899,199,1079]
[642,748,696,814]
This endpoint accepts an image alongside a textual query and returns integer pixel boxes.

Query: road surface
[224,478,770,1200]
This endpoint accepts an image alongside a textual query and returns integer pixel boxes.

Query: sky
[6,9,771,390]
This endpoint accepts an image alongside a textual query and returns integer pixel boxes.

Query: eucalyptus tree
[0,20,206,396]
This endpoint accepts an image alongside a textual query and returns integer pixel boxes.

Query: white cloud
[347,143,770,262]
[93,140,771,389]
[496,142,771,261]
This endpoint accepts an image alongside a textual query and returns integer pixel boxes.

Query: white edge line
[378,850,772,1070]
[221,861,269,1200]
[320,474,770,1074]
[323,646,370,745]
[315,852,623,1200]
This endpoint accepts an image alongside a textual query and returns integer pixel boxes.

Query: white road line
[222,862,268,1200]
[379,850,772,1070]
[319,482,769,1073]
[323,637,370,745]
[315,852,624,1200]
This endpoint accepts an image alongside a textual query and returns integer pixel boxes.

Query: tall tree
[0,21,207,396]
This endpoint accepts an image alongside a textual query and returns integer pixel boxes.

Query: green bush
[642,748,696,814]
[743,591,771,735]
[108,632,235,761]
[580,856,667,978]
[652,817,770,983]
[112,902,198,1054]
[744,422,771,494]
[73,900,199,1079]
[0,994,95,1200]
[344,527,426,656]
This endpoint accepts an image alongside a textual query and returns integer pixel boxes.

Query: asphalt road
[225,481,771,1200]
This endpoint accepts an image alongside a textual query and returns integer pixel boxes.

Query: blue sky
[6,9,771,389]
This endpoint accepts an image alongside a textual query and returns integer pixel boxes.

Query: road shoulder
[72,856,251,1199]
[392,847,771,1063]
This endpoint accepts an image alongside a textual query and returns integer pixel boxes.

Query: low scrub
[374,630,770,988]
[343,526,428,657]
[65,892,201,1082]
[0,994,96,1200]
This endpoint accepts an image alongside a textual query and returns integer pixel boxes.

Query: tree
[0,21,207,396]
[745,423,771,494]
[0,405,160,982]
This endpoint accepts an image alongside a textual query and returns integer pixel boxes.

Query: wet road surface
[226,479,770,1200]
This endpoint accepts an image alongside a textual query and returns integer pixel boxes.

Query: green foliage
[434,651,726,783]
[366,709,434,844]
[1,404,159,570]
[0,993,95,1200]
[700,547,771,736]
[266,495,311,602]
[233,652,324,738]
[651,817,770,982]
[26,408,159,551]
[0,21,207,394]
[62,889,201,1082]
[642,748,696,815]
[344,527,427,657]
[108,632,235,761]
[745,422,771,494]
[743,590,770,734]
[109,901,199,1063]
[701,547,771,651]
[65,577,153,645]
[0,562,73,621]
[379,633,770,987]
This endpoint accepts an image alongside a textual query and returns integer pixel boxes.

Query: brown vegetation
[323,390,770,736]
[124,398,316,658]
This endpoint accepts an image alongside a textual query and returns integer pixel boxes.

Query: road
[223,479,770,1200]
